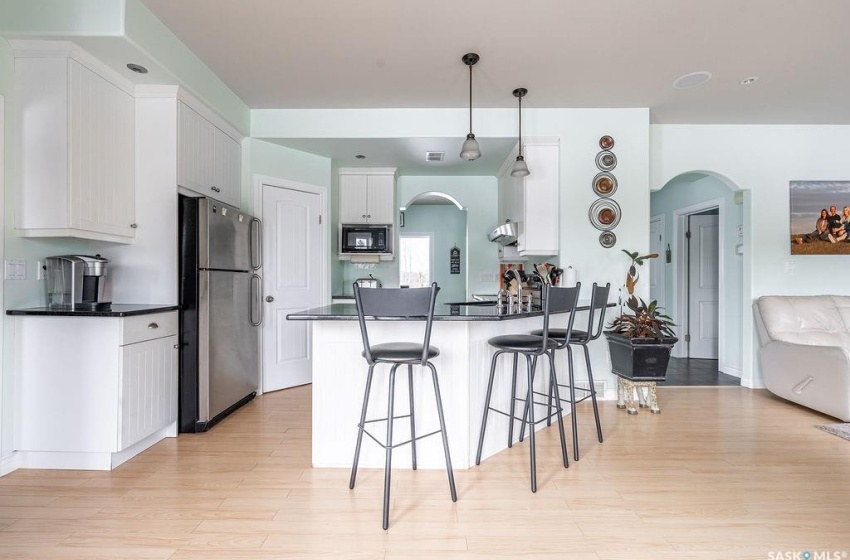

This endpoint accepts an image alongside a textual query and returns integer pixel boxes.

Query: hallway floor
[658,357,740,387]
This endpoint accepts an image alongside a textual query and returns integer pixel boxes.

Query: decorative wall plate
[592,172,618,197]
[595,150,617,171]
[599,231,617,248]
[599,135,615,150]
[588,198,621,231]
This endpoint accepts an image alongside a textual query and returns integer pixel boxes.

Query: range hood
[488,221,518,245]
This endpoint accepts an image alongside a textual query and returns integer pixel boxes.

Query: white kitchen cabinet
[338,168,396,224]
[178,101,242,208]
[14,48,136,243]
[14,311,179,470]
[498,141,560,256]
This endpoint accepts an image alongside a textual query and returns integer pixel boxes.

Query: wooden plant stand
[616,377,661,415]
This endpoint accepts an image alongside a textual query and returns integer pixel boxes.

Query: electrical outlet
[37,260,45,280]
[4,259,26,280]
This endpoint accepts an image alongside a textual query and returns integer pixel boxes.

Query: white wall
[651,124,850,387]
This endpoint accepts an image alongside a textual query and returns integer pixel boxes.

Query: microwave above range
[340,224,393,255]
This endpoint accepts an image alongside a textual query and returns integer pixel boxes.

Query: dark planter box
[604,331,678,381]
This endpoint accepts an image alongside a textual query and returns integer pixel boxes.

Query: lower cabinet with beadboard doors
[12,309,179,471]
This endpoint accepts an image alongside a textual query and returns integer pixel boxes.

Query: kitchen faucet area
[0,0,847,557]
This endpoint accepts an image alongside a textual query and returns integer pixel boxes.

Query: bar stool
[475,284,580,492]
[349,282,457,530]
[530,282,610,461]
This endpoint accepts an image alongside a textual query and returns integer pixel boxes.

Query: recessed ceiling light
[673,71,712,89]
[355,154,366,159]
[126,63,148,74]
[739,76,759,86]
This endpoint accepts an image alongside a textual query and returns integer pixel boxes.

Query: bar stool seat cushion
[364,343,440,361]
[529,328,588,341]
[488,334,560,352]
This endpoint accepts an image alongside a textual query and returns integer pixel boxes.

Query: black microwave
[340,224,393,253]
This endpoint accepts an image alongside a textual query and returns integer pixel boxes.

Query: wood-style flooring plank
[0,385,848,558]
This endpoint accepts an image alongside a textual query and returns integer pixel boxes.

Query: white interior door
[262,183,322,392]
[687,214,719,359]
[649,216,665,309]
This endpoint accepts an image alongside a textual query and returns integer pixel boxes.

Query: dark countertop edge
[287,302,615,322]
[7,304,180,317]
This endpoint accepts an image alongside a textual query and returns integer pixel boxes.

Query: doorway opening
[650,172,744,387]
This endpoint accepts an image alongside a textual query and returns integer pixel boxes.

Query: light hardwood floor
[0,385,848,559]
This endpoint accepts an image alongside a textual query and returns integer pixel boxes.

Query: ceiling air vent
[425,151,445,162]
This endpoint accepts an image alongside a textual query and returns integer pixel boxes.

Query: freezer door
[199,197,256,271]
[198,270,260,423]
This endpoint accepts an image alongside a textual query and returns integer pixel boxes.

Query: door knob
[266,295,274,302]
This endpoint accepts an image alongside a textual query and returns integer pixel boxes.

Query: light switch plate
[4,259,26,280]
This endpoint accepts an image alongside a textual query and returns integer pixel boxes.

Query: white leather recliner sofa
[753,295,850,421]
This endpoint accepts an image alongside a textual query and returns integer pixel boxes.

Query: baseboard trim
[15,425,175,471]
[0,452,20,477]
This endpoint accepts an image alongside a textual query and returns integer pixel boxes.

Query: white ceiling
[140,0,850,125]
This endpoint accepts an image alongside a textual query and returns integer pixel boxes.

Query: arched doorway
[650,172,747,386]
[399,192,468,303]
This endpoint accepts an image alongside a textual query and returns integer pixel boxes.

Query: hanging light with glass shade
[459,53,482,161]
[511,88,530,177]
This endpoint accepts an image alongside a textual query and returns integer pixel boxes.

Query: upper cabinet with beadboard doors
[14,46,136,243]
[177,101,241,208]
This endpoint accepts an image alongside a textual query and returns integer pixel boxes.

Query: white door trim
[252,174,329,395]
[671,198,725,369]
[649,213,666,309]
[0,94,5,461]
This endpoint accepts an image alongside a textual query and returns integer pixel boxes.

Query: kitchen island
[288,300,613,470]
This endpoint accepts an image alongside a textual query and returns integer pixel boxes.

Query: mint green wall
[249,139,331,190]
[400,205,467,302]
[0,38,93,459]
[399,176,498,297]
[650,174,744,374]
[0,0,123,35]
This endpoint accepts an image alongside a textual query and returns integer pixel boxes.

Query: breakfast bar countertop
[288,301,614,321]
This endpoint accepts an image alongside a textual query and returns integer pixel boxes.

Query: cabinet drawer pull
[173,343,180,349]
[130,223,138,229]
[147,322,159,329]
[211,186,221,193]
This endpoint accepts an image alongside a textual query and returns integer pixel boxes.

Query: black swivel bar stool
[529,282,611,461]
[475,284,580,492]
[349,282,457,530]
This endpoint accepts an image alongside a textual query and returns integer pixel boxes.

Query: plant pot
[604,331,678,381]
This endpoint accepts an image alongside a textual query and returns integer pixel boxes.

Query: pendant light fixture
[510,87,530,177]
[459,53,482,161]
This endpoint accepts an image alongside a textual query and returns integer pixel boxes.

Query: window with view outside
[399,235,431,288]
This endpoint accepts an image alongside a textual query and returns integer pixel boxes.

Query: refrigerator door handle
[250,273,263,326]
[250,218,262,270]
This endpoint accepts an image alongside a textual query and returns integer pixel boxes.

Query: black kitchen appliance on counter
[179,196,263,432]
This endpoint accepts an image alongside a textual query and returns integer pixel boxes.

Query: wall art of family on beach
[790,180,850,255]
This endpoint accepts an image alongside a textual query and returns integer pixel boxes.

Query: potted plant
[604,250,678,381]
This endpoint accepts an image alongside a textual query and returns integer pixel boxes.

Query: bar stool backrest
[353,282,440,365]
[578,283,611,343]
[540,283,581,352]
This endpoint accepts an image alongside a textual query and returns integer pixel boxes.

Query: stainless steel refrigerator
[179,196,262,432]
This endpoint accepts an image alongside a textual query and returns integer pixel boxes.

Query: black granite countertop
[7,304,180,318]
[288,302,613,322]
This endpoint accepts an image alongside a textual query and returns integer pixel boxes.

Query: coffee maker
[44,255,110,309]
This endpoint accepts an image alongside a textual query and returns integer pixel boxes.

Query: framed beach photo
[790,180,850,255]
